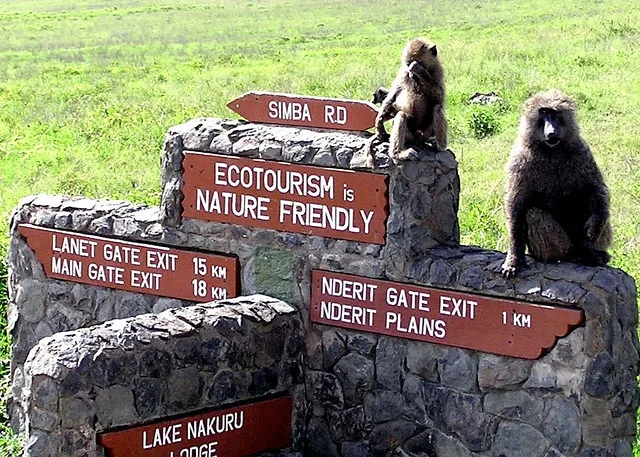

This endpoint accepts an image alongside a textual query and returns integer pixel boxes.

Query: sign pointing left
[227,91,378,131]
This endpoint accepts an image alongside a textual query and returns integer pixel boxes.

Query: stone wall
[19,295,304,457]
[306,247,639,457]
[7,118,639,457]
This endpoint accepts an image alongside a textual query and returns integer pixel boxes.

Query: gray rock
[232,136,261,157]
[305,418,340,457]
[478,354,531,389]
[541,280,586,304]
[439,349,477,392]
[369,420,417,455]
[551,327,586,369]
[406,341,444,381]
[434,430,473,457]
[29,407,58,432]
[95,385,139,428]
[582,396,613,446]
[399,429,436,456]
[376,337,406,391]
[443,391,496,452]
[347,332,377,356]
[210,132,233,154]
[312,150,335,166]
[306,371,345,409]
[134,377,164,417]
[259,141,283,160]
[25,430,57,457]
[585,353,614,398]
[524,362,558,392]
[334,353,374,406]
[326,406,366,442]
[364,389,405,423]
[342,442,370,457]
[322,330,347,370]
[402,374,427,425]
[491,422,549,457]
[543,396,581,454]
[15,279,47,323]
[59,397,93,429]
[33,377,60,411]
[249,366,279,396]
[484,390,544,427]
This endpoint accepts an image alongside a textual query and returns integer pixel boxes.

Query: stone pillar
[19,295,304,457]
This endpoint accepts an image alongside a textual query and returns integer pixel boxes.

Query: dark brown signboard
[19,224,239,302]
[310,270,584,359]
[98,396,292,457]
[227,91,378,131]
[182,152,389,244]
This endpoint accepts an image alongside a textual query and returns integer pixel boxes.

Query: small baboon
[366,38,448,167]
[371,87,389,105]
[501,89,612,278]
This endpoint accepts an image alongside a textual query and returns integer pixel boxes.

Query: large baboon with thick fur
[365,38,447,167]
[501,89,612,278]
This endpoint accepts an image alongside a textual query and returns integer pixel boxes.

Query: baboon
[365,38,448,167]
[371,87,389,105]
[501,89,612,278]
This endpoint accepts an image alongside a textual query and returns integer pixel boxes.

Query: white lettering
[319,300,376,327]
[103,244,141,265]
[51,257,82,277]
[52,234,97,258]
[131,270,162,290]
[87,263,124,284]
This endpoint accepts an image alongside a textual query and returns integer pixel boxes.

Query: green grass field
[1,0,639,455]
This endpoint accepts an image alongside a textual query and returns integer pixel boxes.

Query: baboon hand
[375,130,390,142]
[408,60,426,73]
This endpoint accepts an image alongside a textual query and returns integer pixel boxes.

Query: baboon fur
[501,89,612,278]
[365,38,448,167]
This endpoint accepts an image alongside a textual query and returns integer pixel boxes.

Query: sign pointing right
[227,91,378,131]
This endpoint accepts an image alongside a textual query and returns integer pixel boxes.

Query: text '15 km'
[182,152,389,244]
[310,270,584,359]
[98,397,292,457]
[18,224,239,302]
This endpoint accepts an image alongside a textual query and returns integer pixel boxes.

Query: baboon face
[402,38,438,71]
[537,107,564,147]
[521,89,579,149]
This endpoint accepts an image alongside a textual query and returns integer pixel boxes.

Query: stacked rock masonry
[7,118,639,457]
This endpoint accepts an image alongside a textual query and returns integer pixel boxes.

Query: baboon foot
[501,254,526,278]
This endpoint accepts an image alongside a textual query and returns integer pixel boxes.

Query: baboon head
[519,89,580,149]
[402,38,439,71]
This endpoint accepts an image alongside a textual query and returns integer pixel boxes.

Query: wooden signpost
[19,224,239,302]
[98,397,292,457]
[227,91,378,131]
[310,270,583,359]
[182,152,389,244]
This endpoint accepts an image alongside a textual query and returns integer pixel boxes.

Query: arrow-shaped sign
[227,91,378,131]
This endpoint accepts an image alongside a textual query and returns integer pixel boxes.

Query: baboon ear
[429,45,438,56]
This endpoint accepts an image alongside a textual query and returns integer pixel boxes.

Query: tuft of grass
[468,108,500,139]
[0,249,23,457]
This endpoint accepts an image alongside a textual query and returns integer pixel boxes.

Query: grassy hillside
[1,0,639,454]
